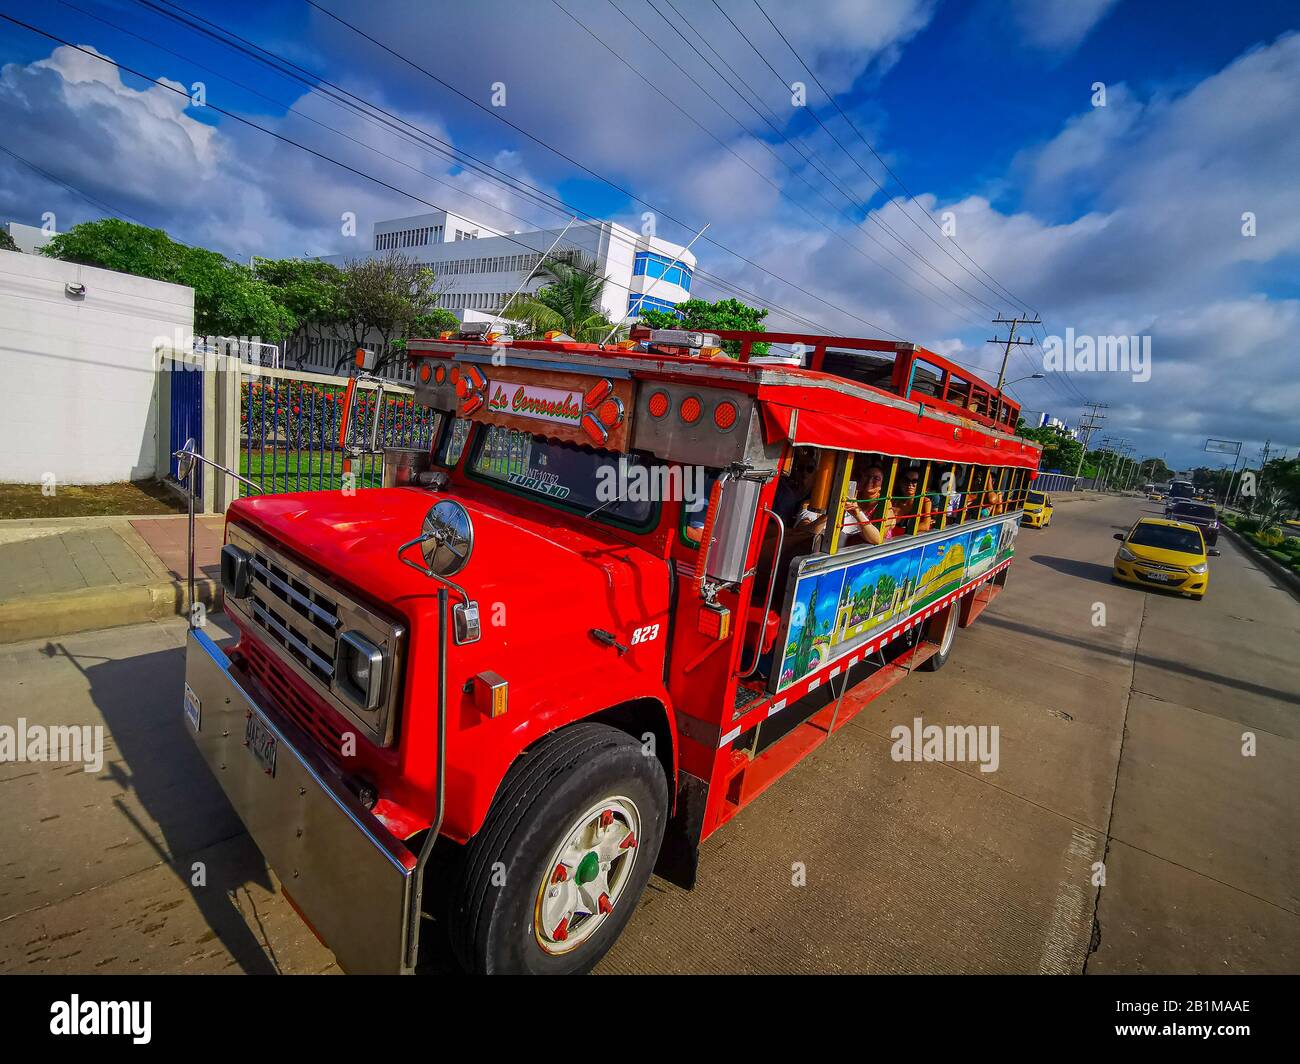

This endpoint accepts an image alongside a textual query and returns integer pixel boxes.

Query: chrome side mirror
[420,500,474,577]
[176,437,197,484]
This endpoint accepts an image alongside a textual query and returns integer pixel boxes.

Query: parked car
[1166,500,1220,545]
[1112,518,1219,599]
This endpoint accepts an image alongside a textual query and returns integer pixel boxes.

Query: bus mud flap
[655,771,708,890]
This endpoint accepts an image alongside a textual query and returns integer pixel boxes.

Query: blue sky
[1,0,1297,470]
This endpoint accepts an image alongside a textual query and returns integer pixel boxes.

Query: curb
[0,579,221,644]
[1222,525,1300,604]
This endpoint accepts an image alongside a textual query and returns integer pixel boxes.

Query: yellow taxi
[1021,489,1054,528]
[1112,517,1219,599]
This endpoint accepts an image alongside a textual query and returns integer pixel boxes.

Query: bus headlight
[335,631,385,711]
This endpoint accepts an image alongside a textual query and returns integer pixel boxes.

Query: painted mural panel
[774,515,1022,694]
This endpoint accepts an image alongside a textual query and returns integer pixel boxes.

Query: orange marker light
[647,390,670,418]
[597,397,623,428]
[713,400,738,430]
[584,379,613,408]
[679,396,702,424]
[418,362,432,383]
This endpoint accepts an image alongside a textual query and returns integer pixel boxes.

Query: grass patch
[238,449,386,496]
[0,479,187,519]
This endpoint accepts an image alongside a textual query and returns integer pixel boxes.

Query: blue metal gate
[169,356,203,480]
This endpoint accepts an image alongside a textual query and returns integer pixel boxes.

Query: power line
[296,0,905,338]
[94,1,849,334]
[598,0,994,329]
[0,143,147,226]
[0,14,814,330]
[706,0,1010,320]
[750,0,1044,320]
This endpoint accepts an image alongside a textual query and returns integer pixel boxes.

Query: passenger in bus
[773,448,822,528]
[888,466,933,538]
[977,471,1004,518]
[812,462,892,545]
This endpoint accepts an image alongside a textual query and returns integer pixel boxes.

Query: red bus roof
[406,329,1042,469]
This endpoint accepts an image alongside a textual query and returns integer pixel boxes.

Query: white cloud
[1008,0,1121,51]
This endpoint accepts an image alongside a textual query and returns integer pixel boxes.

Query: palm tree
[503,254,620,342]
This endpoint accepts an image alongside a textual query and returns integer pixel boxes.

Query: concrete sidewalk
[0,514,224,643]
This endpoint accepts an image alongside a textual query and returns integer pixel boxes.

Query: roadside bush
[1256,529,1285,548]
[1236,516,1261,533]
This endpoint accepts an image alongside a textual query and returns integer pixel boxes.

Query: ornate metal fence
[238,366,439,496]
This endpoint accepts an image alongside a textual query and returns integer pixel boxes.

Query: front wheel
[447,722,668,974]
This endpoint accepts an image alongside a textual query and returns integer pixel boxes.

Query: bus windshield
[469,424,658,528]
[1169,481,1195,499]
[1129,523,1203,554]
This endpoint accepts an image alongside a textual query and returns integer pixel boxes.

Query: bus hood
[226,486,663,615]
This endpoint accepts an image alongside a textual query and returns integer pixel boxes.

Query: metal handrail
[739,506,785,679]
[172,439,262,625]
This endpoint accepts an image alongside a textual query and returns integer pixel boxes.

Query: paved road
[1,495,1296,974]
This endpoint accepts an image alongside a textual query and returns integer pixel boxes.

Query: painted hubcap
[534,796,641,955]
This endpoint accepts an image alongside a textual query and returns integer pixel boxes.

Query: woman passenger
[888,466,933,538]
[814,461,893,545]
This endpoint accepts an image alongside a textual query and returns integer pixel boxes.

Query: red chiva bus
[182,324,1042,974]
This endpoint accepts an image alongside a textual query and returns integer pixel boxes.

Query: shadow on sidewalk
[42,633,281,974]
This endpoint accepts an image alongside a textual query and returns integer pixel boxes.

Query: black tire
[919,603,958,672]
[447,722,668,974]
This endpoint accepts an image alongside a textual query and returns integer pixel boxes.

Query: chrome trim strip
[249,556,339,630]
[252,601,336,676]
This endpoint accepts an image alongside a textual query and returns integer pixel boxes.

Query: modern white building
[325,209,698,324]
[3,220,58,254]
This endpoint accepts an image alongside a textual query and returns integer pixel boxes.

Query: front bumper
[184,628,419,973]
[1021,511,1046,527]
[1113,561,1206,596]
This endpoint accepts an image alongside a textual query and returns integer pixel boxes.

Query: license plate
[245,712,278,777]
[1144,570,1171,582]
[183,683,201,732]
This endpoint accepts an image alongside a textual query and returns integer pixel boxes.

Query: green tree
[640,297,770,357]
[503,254,615,342]
[390,308,461,353]
[1019,425,1084,475]
[337,250,441,354]
[1260,456,1300,512]
[253,257,344,356]
[42,218,294,339]
[0,227,19,253]
[179,245,295,339]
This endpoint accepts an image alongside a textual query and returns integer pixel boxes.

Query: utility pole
[1072,401,1108,485]
[987,314,1041,424]
[1096,437,1114,491]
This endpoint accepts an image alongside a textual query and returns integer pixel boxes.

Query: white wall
[0,250,194,485]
